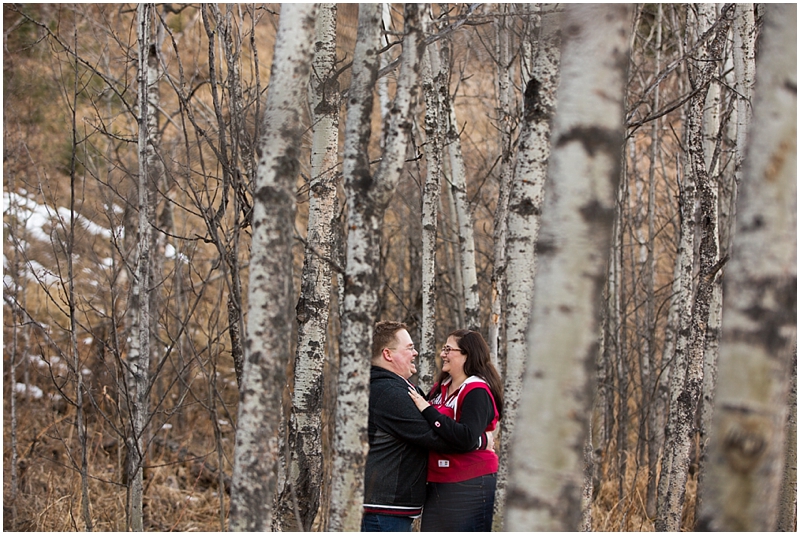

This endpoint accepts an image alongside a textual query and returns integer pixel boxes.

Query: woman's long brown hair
[434,329,504,419]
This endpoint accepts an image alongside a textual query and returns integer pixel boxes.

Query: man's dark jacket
[362,366,477,516]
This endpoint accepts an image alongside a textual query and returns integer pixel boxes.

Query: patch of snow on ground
[14,383,44,399]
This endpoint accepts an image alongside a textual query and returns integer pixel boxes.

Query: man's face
[387,329,418,379]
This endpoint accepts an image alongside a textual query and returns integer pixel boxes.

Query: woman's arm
[409,388,494,447]
[376,382,476,453]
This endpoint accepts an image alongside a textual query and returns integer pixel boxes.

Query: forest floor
[4,388,697,532]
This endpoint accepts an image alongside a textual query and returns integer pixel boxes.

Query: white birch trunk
[146,12,166,406]
[129,6,156,530]
[643,5,664,518]
[488,3,513,368]
[657,133,696,528]
[656,189,695,524]
[418,19,443,391]
[505,4,630,530]
[228,4,317,531]
[444,71,481,330]
[696,3,725,514]
[732,3,756,193]
[494,7,561,528]
[378,2,393,144]
[210,4,248,391]
[443,169,466,326]
[328,5,426,530]
[696,5,797,529]
[598,169,624,492]
[272,4,338,531]
[657,7,734,530]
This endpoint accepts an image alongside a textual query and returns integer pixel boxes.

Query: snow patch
[25,260,60,286]
[5,191,116,243]
[165,243,189,263]
[15,383,44,399]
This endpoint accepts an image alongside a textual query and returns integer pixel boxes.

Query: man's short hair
[372,321,408,361]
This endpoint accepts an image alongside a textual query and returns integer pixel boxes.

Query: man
[361,321,489,532]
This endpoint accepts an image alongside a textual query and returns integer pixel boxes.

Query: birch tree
[697,2,725,513]
[272,4,338,531]
[327,4,426,530]
[656,23,696,522]
[488,3,514,367]
[418,10,445,390]
[727,3,757,241]
[128,6,157,529]
[228,4,318,530]
[642,5,664,518]
[443,48,481,331]
[696,4,797,529]
[656,7,734,530]
[495,5,561,527]
[325,6,382,528]
[504,4,630,530]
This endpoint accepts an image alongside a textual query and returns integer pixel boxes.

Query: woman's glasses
[440,345,463,355]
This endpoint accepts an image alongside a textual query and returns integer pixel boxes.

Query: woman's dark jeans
[421,473,497,532]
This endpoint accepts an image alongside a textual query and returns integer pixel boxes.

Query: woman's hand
[407,387,430,412]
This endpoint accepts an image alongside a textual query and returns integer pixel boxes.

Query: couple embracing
[362,321,504,532]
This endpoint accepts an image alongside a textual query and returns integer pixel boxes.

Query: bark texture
[419,17,444,391]
[643,6,664,518]
[494,6,561,528]
[443,57,480,331]
[228,4,317,531]
[272,4,339,531]
[328,4,426,530]
[488,3,513,368]
[697,2,724,515]
[656,7,734,530]
[504,4,630,530]
[696,4,797,530]
[128,6,157,529]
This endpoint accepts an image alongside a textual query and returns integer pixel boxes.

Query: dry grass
[3,390,234,532]
[5,406,703,533]
[591,452,699,532]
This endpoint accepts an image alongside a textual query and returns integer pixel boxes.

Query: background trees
[3,3,795,532]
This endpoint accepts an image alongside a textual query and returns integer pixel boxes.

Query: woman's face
[441,335,467,378]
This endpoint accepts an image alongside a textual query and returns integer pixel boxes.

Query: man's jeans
[361,512,414,532]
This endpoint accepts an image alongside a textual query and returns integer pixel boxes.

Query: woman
[408,329,504,532]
